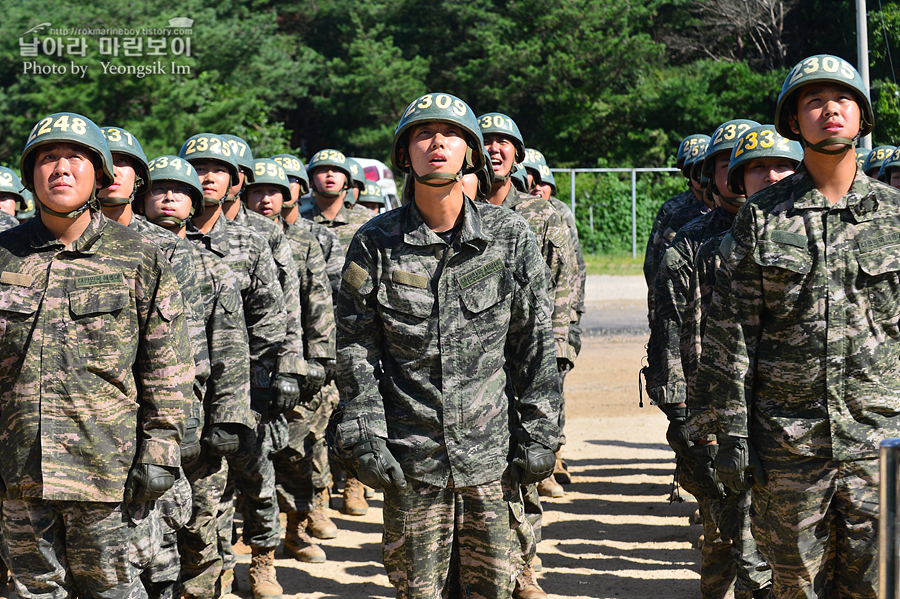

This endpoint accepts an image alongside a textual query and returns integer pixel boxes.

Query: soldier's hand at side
[180,417,202,463]
[689,444,725,499]
[511,441,556,487]
[352,437,407,491]
[124,463,177,504]
[203,424,249,457]
[715,435,767,493]
[297,360,327,403]
[270,373,300,413]
[661,405,692,458]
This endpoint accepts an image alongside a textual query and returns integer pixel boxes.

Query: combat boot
[308,487,338,539]
[537,476,564,498]
[513,564,548,599]
[284,511,326,563]
[553,450,571,484]
[248,547,283,599]
[343,475,369,516]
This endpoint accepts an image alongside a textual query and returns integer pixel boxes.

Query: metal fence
[551,167,681,257]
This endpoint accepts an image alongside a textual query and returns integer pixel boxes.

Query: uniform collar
[402,195,492,247]
[29,209,107,254]
[791,162,874,213]
[186,213,229,258]
[311,201,351,226]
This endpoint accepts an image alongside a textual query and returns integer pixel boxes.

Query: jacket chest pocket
[459,269,512,352]
[376,278,434,357]
[0,285,43,352]
[754,239,812,319]
[858,249,900,322]
[68,286,133,358]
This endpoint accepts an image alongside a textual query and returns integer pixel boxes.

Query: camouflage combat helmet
[246,158,291,218]
[478,112,526,163]
[676,134,711,172]
[688,142,708,184]
[863,145,896,179]
[144,155,204,228]
[522,148,546,184]
[540,166,557,196]
[221,134,255,184]
[775,54,874,153]
[307,149,352,198]
[271,154,309,205]
[100,126,150,205]
[878,146,900,182]
[17,188,35,221]
[702,119,760,197]
[726,124,803,197]
[391,93,487,193]
[347,158,367,191]
[510,163,528,192]
[20,112,115,218]
[0,166,27,212]
[359,181,386,206]
[178,133,239,205]
[856,147,872,171]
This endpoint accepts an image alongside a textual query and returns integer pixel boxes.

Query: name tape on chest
[858,231,900,253]
[457,258,504,289]
[0,271,34,287]
[392,270,428,289]
[75,273,124,288]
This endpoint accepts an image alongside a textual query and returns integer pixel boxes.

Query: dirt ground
[221,276,705,599]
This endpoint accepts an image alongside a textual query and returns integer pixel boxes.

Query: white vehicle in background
[351,157,399,210]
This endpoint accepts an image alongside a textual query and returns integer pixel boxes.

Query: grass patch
[584,253,644,276]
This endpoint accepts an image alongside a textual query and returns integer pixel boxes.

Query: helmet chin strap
[39,187,99,218]
[801,135,857,155]
[98,177,142,207]
[409,146,473,187]
[150,215,186,229]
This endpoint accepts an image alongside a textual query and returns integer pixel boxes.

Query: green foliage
[555,167,685,254]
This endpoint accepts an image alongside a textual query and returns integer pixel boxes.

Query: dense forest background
[4,0,900,251]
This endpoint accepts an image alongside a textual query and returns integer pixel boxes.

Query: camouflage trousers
[141,472,192,599]
[521,484,543,558]
[678,452,771,599]
[0,498,157,599]
[274,383,338,514]
[218,413,289,567]
[179,456,229,599]
[751,452,879,599]
[381,475,531,599]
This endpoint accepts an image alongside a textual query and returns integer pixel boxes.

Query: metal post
[631,169,637,258]
[570,170,576,212]
[589,205,593,230]
[858,0,872,149]
[880,438,900,599]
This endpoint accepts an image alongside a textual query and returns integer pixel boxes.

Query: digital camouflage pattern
[0,211,19,232]
[129,215,210,410]
[330,197,560,488]
[231,204,306,376]
[294,216,345,302]
[0,210,192,502]
[185,215,287,393]
[643,189,695,292]
[303,201,373,254]
[548,196,585,317]
[647,207,735,405]
[499,187,578,366]
[691,164,900,457]
[381,477,529,599]
[180,458,229,599]
[280,218,335,361]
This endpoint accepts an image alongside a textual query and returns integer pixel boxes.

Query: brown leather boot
[513,564,548,599]
[249,547,283,599]
[308,487,338,539]
[284,511,326,563]
[537,476,564,498]
[342,475,368,516]
[553,449,571,484]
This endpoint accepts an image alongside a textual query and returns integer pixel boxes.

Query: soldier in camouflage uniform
[15,188,35,224]
[179,133,300,599]
[657,121,801,599]
[477,112,573,598]
[303,148,373,516]
[689,55,900,599]
[245,158,338,561]
[139,154,256,599]
[328,91,560,599]
[97,127,212,599]
[856,147,872,172]
[346,157,367,205]
[0,167,26,231]
[0,112,193,599]
[358,181,386,214]
[521,149,585,488]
